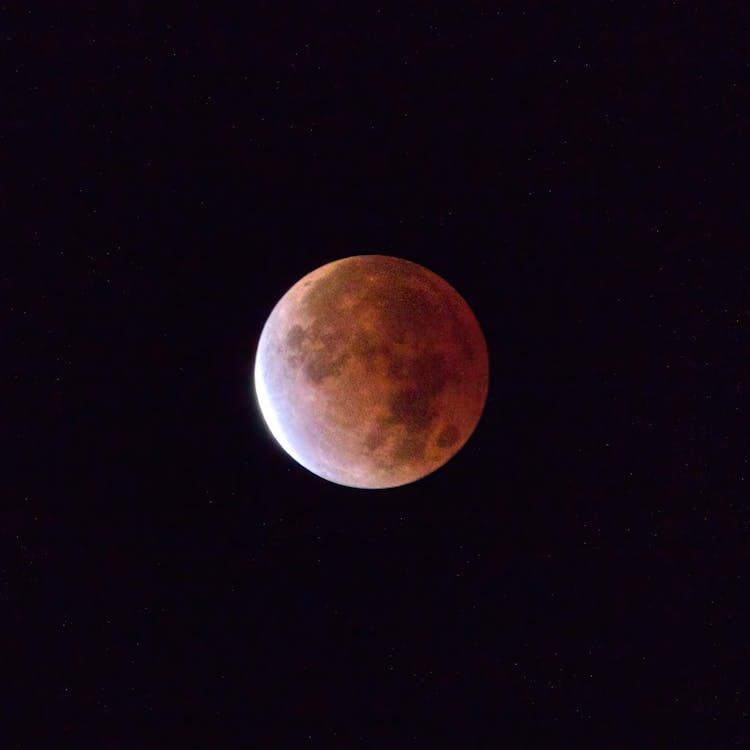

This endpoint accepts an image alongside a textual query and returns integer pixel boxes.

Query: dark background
[5,2,747,746]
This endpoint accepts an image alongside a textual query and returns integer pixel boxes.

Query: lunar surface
[254,255,489,489]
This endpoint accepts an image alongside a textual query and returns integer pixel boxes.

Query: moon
[254,255,489,489]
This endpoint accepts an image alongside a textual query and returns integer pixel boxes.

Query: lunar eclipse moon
[254,255,489,489]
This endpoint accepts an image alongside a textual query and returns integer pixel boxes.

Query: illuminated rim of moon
[254,352,305,469]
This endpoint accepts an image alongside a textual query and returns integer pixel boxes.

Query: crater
[387,387,437,433]
[351,329,380,364]
[411,351,450,392]
[286,324,306,351]
[304,349,351,384]
[365,427,388,452]
[436,423,459,449]
[387,354,407,380]
[375,287,438,343]
[391,435,427,465]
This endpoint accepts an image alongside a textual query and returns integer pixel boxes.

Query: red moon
[254,255,489,489]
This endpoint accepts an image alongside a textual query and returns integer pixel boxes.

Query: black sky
[6,2,747,746]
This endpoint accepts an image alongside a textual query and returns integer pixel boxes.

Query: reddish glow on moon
[254,255,489,489]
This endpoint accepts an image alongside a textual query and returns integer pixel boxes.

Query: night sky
[7,2,746,746]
